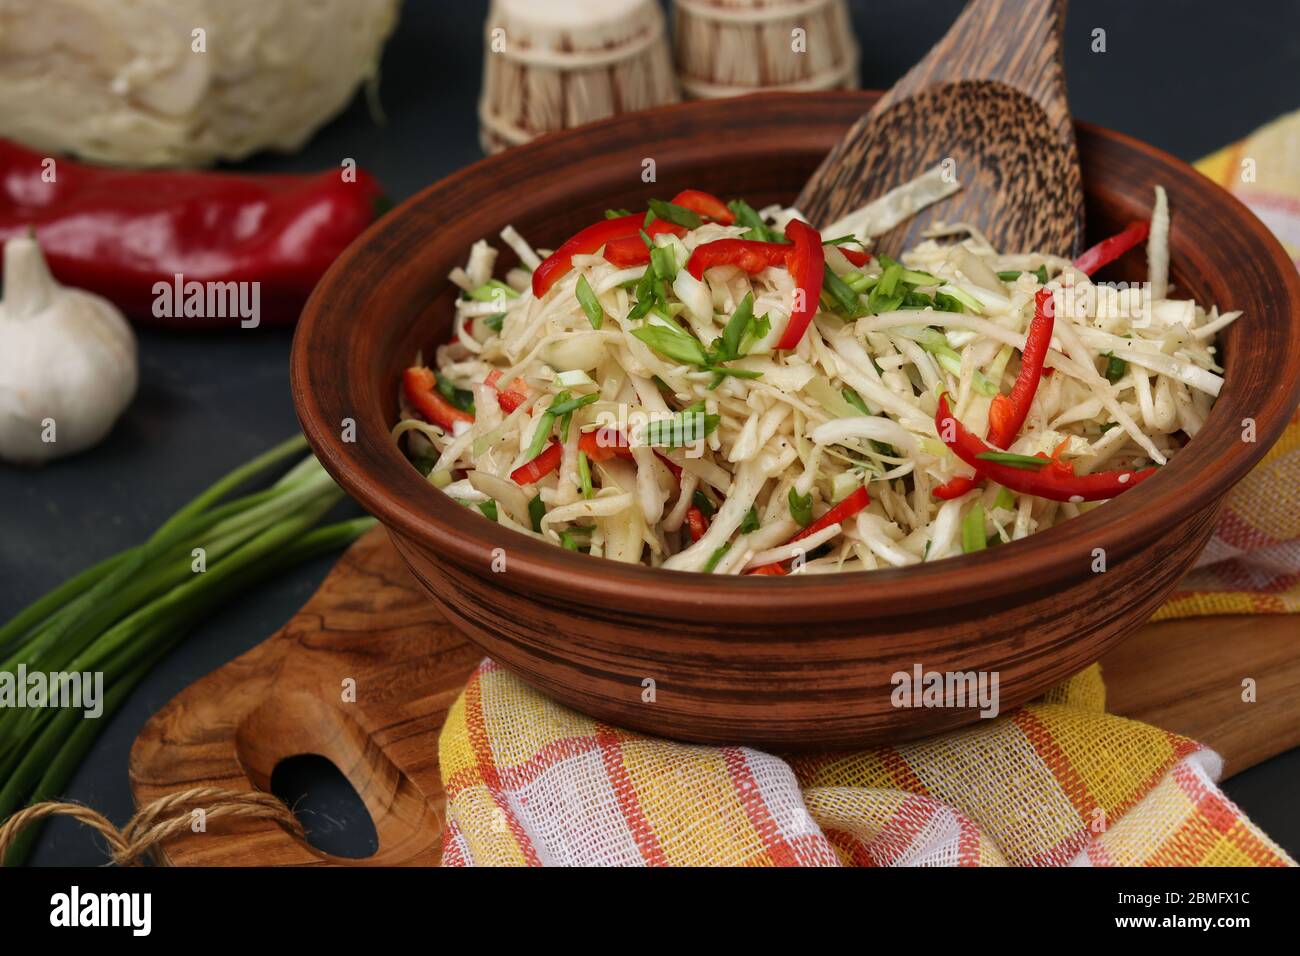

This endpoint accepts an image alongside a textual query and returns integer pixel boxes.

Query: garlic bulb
[0,234,137,464]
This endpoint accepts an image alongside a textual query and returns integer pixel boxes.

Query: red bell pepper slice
[1073,221,1150,276]
[775,219,825,350]
[986,288,1056,449]
[403,367,474,432]
[579,427,683,480]
[511,439,563,485]
[484,370,530,412]
[685,238,790,279]
[532,213,643,296]
[686,506,709,542]
[602,219,685,267]
[747,485,870,574]
[670,189,735,224]
[837,247,872,268]
[933,475,979,500]
[936,394,1156,502]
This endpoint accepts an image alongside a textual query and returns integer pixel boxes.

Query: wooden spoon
[796,0,1084,258]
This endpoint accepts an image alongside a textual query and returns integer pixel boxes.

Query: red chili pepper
[511,440,563,485]
[670,189,735,224]
[748,485,870,574]
[0,138,383,328]
[685,238,790,279]
[1073,221,1151,276]
[403,367,474,432]
[837,247,872,268]
[686,506,709,542]
[936,394,1156,502]
[532,213,642,296]
[775,219,825,350]
[747,563,788,576]
[484,370,530,413]
[987,288,1056,449]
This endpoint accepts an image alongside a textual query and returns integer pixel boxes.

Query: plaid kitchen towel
[438,114,1300,867]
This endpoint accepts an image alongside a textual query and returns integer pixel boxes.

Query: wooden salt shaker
[479,0,681,153]
[672,0,859,99]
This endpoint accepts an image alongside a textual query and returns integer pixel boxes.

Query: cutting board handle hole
[269,754,380,859]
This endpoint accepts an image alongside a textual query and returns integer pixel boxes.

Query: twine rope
[0,787,306,867]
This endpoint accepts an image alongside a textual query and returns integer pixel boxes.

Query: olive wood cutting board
[128,526,1300,866]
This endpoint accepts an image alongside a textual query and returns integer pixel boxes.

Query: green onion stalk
[0,435,375,865]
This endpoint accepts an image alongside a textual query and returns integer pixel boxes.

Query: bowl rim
[292,90,1300,620]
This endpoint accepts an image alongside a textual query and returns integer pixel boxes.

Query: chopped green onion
[647,198,702,230]
[1104,353,1127,383]
[575,274,603,329]
[996,270,1022,282]
[528,494,546,533]
[605,208,632,219]
[1034,264,1049,284]
[436,372,475,413]
[644,411,720,447]
[692,490,717,516]
[876,257,904,297]
[992,486,1016,512]
[788,488,813,527]
[718,292,754,361]
[547,393,599,417]
[703,544,731,573]
[478,499,499,521]
[823,266,861,315]
[469,279,518,302]
[483,313,506,332]
[650,243,678,282]
[727,199,782,243]
[934,291,965,313]
[578,450,594,499]
[842,387,870,415]
[631,325,708,366]
[559,531,581,551]
[961,503,987,553]
[739,507,760,534]
[976,451,1051,470]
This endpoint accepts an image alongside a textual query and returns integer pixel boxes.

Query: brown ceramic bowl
[292,92,1300,749]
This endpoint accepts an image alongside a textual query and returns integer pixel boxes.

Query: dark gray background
[3,0,1297,865]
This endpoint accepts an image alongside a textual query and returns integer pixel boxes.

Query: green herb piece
[578,450,594,499]
[647,198,703,230]
[876,256,904,297]
[727,199,783,243]
[739,507,760,534]
[992,486,1016,512]
[718,292,755,361]
[934,291,965,313]
[547,393,599,417]
[605,208,632,219]
[483,313,506,332]
[975,451,1051,470]
[650,243,678,282]
[436,372,475,414]
[788,488,813,527]
[996,270,1022,282]
[559,531,581,551]
[525,394,567,460]
[1103,352,1127,383]
[703,544,731,573]
[644,410,720,447]
[528,494,546,532]
[692,490,717,516]
[842,387,870,415]
[469,279,518,302]
[1034,264,1050,284]
[823,266,861,315]
[576,274,603,329]
[631,325,708,366]
[478,499,499,521]
[411,456,437,477]
[961,502,987,553]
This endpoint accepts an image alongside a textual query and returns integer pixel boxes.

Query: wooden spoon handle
[876,0,1071,131]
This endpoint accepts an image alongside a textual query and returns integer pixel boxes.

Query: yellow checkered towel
[438,114,1300,867]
